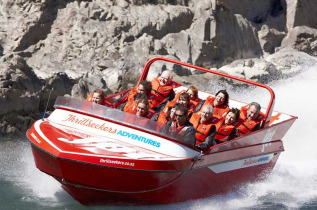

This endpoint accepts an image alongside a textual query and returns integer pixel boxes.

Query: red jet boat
[27,57,297,205]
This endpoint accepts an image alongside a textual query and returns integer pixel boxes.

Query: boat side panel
[58,152,281,205]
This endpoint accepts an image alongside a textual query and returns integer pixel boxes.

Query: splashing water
[1,64,317,209]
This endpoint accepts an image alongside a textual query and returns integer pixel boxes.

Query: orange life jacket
[143,109,156,119]
[190,113,220,145]
[157,101,175,125]
[85,93,111,107]
[127,87,138,102]
[111,88,138,108]
[214,123,236,143]
[190,97,202,109]
[237,106,264,135]
[124,100,138,114]
[148,78,175,107]
[172,90,201,111]
[157,112,169,125]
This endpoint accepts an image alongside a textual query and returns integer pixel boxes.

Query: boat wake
[1,63,317,209]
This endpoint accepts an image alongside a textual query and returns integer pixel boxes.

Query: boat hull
[30,141,280,205]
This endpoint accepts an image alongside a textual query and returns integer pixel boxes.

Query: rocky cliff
[0,0,316,137]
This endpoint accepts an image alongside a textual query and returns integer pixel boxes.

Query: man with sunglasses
[161,104,196,147]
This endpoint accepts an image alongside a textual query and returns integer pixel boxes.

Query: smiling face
[187,89,195,100]
[159,71,172,86]
[137,84,146,94]
[225,111,237,125]
[92,92,103,105]
[247,105,259,120]
[214,92,225,107]
[200,106,213,123]
[136,102,147,117]
[177,96,188,107]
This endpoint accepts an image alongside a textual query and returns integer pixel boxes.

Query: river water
[1,64,317,210]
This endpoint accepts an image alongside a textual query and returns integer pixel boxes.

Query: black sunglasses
[174,113,184,118]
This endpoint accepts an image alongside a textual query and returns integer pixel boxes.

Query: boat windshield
[54,96,195,148]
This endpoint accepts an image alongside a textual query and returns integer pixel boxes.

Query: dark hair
[93,89,105,99]
[167,103,182,117]
[179,92,190,104]
[215,90,229,106]
[229,108,240,121]
[187,86,199,98]
[137,99,149,108]
[133,93,148,101]
[175,104,188,117]
[139,80,152,94]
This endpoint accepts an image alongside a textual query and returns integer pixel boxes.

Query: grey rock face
[218,58,282,84]
[286,0,317,30]
[281,26,317,56]
[258,25,286,55]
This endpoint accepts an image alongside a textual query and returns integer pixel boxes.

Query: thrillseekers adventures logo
[62,114,117,134]
[116,130,161,148]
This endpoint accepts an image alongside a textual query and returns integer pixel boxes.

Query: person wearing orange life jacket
[154,92,194,123]
[152,103,181,126]
[171,86,201,112]
[149,70,178,111]
[114,80,152,109]
[190,105,218,152]
[236,102,264,136]
[187,86,202,105]
[152,103,181,125]
[86,88,111,106]
[124,99,155,127]
[123,93,148,114]
[160,104,196,147]
[136,99,155,119]
[193,90,230,119]
[212,108,240,146]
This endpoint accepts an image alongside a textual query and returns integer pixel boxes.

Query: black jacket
[161,120,196,147]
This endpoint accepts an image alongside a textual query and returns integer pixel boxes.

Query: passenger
[212,108,240,146]
[187,86,202,104]
[155,92,194,122]
[124,99,155,127]
[113,80,152,108]
[189,105,218,152]
[152,103,181,125]
[160,104,196,147]
[121,93,148,114]
[236,102,264,136]
[193,90,230,119]
[149,70,180,111]
[170,87,201,113]
[135,99,155,119]
[86,88,110,106]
